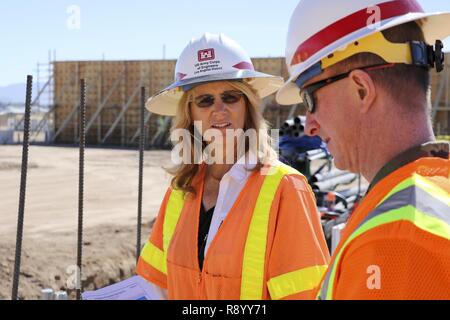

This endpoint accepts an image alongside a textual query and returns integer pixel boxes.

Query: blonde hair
[166,80,278,195]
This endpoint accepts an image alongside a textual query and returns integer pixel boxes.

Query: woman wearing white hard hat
[136,33,330,300]
[278,0,450,299]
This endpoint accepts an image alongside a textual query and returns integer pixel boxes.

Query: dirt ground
[0,145,171,300]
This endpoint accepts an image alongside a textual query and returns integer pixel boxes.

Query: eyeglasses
[299,63,396,113]
[191,90,244,108]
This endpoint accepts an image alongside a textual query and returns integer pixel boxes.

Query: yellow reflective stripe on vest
[163,189,185,252]
[319,174,450,300]
[139,188,185,276]
[268,265,328,300]
[140,241,167,274]
[240,162,300,300]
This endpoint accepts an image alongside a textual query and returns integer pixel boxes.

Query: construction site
[2,53,450,300]
[2,0,450,305]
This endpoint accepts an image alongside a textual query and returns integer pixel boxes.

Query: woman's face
[190,81,247,137]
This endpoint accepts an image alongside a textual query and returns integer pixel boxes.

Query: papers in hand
[82,275,165,300]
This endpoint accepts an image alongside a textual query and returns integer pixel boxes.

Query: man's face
[303,67,362,172]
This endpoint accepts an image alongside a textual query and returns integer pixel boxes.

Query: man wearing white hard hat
[136,33,330,299]
[278,0,450,299]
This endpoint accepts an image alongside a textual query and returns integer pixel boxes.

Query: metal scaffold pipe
[310,168,348,183]
[280,116,306,138]
[312,173,358,192]
[11,75,33,300]
[336,186,363,199]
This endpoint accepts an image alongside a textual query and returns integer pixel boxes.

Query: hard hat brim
[277,11,450,106]
[146,70,284,116]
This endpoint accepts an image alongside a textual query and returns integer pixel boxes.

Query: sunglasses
[299,63,396,113]
[191,90,244,108]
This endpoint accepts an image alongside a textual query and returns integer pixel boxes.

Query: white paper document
[82,275,164,300]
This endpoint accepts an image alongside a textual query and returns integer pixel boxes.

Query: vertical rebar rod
[76,79,86,300]
[136,87,145,263]
[11,75,33,300]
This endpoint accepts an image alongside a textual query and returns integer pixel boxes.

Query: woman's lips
[211,122,231,129]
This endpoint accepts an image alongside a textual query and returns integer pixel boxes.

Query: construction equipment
[312,173,357,192]
[279,117,330,179]
[280,115,305,138]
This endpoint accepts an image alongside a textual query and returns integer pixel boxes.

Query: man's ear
[349,70,377,113]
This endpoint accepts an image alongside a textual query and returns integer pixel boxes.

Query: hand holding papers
[82,275,167,300]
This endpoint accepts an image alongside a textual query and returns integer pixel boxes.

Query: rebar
[76,79,86,300]
[11,75,33,300]
[136,87,146,263]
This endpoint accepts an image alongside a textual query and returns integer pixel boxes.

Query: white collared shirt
[204,152,257,255]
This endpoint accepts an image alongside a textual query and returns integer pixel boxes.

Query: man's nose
[305,112,320,137]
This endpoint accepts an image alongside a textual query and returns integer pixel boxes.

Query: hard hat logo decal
[198,48,215,62]
[194,48,222,76]
[232,61,254,70]
[176,72,187,81]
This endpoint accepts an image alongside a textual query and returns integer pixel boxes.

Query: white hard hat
[277,0,450,105]
[146,33,284,116]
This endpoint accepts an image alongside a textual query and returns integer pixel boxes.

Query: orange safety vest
[317,156,450,299]
[137,161,330,299]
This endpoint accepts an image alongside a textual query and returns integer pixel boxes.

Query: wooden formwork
[53,60,177,146]
[53,55,450,146]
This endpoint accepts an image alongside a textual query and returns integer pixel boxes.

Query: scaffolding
[30,50,56,143]
[0,51,55,145]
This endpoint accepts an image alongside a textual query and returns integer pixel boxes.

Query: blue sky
[1,0,450,86]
